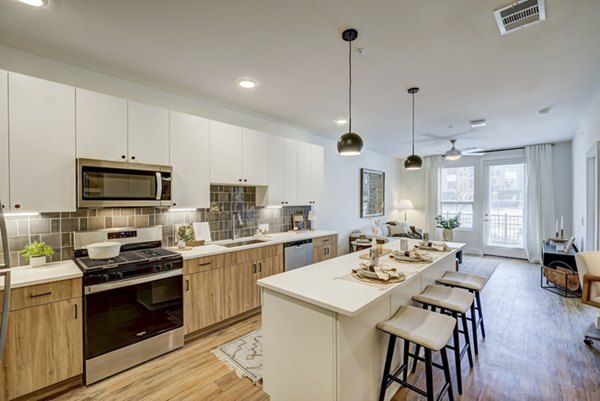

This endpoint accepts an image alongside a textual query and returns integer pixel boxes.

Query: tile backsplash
[1,185,311,267]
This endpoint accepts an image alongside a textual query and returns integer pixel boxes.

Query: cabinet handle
[30,291,52,298]
[185,279,189,291]
[239,179,242,182]
[173,202,177,206]
[74,304,78,319]
[131,156,136,160]
[253,263,257,273]
[244,179,247,182]
[15,204,21,209]
[259,262,262,272]
[198,262,211,267]
[121,155,126,159]
[1,204,4,209]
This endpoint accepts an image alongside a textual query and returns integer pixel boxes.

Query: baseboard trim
[184,308,261,344]
[12,375,82,401]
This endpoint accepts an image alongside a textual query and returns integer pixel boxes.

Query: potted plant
[21,241,55,267]
[434,214,461,241]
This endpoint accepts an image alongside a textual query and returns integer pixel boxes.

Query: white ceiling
[1,0,599,158]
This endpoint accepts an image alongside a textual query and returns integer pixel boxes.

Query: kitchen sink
[221,239,268,248]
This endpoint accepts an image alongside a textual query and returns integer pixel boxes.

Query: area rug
[212,329,263,385]
[459,255,500,281]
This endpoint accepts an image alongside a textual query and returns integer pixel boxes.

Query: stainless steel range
[74,226,184,385]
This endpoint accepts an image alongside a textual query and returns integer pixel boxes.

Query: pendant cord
[348,39,352,133]
[411,92,415,155]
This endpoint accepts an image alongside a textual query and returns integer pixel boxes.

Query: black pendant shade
[404,87,422,170]
[337,28,363,156]
[337,132,364,156]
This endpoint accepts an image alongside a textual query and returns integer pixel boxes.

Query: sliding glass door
[482,159,526,258]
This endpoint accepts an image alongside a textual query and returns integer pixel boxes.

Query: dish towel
[416,241,450,252]
[389,248,433,263]
[352,262,402,281]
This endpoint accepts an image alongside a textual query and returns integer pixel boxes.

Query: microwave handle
[156,172,162,200]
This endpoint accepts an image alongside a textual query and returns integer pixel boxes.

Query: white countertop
[173,230,338,260]
[257,239,466,317]
[0,260,82,291]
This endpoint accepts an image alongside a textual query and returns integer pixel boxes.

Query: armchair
[574,252,600,346]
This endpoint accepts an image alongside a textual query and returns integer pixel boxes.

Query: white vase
[442,229,454,242]
[30,256,46,267]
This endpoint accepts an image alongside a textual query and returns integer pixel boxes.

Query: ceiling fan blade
[462,147,485,154]
[462,152,485,156]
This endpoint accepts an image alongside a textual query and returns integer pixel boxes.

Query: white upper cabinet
[170,111,210,209]
[8,73,76,212]
[265,135,285,205]
[297,141,312,205]
[0,70,8,211]
[296,142,325,206]
[241,128,269,185]
[210,120,242,184]
[128,101,170,165]
[283,138,299,205]
[209,122,269,185]
[310,144,325,205]
[76,89,128,162]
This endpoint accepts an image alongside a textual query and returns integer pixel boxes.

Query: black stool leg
[475,291,486,338]
[440,347,454,401]
[461,312,474,368]
[470,303,479,355]
[425,348,434,401]
[451,312,463,395]
[411,344,421,373]
[378,335,396,401]
[402,338,409,382]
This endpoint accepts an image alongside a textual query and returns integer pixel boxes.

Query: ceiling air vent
[494,0,546,35]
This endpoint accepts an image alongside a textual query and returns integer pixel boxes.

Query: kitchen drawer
[183,254,224,275]
[222,244,282,266]
[2,278,82,311]
[313,236,332,248]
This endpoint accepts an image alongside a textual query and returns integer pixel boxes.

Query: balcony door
[482,159,526,258]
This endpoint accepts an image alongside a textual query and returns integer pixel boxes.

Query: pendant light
[404,87,423,170]
[337,28,364,156]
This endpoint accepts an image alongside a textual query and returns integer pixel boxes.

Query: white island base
[260,243,459,401]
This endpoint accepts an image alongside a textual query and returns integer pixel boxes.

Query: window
[440,166,474,229]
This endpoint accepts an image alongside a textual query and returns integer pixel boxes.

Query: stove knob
[114,272,124,280]
[102,274,110,282]
[155,265,162,272]
[166,263,173,270]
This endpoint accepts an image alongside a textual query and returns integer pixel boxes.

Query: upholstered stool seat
[377,305,456,351]
[413,284,474,313]
[436,271,487,291]
[412,285,476,395]
[377,305,455,401]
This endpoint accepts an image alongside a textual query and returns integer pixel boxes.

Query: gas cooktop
[75,247,180,271]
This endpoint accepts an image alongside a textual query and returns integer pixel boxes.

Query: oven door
[77,158,172,208]
[84,270,183,360]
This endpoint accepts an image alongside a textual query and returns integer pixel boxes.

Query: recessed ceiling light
[470,119,487,128]
[18,0,47,7]
[335,119,347,125]
[237,78,258,89]
[539,107,551,114]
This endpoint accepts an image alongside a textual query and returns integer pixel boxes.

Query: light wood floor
[54,257,600,401]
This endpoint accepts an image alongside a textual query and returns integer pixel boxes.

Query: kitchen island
[257,238,465,401]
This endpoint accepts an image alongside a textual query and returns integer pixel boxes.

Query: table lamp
[397,199,414,221]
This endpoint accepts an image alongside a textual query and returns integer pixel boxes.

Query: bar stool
[436,271,488,355]
[377,305,455,401]
[412,285,476,395]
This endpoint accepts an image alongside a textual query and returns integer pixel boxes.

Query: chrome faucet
[232,212,244,240]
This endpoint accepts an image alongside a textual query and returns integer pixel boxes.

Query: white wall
[0,44,401,254]
[572,89,600,251]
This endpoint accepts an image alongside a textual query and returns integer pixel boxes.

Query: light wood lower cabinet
[312,234,338,263]
[184,245,283,336]
[0,283,83,401]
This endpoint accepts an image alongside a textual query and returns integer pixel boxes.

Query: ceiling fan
[443,139,485,160]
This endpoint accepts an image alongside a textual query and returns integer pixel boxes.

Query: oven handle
[85,269,182,295]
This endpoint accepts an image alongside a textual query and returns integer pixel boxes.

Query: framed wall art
[360,168,385,218]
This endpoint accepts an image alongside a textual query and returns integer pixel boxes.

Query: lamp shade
[308,210,317,221]
[397,199,414,210]
[337,132,363,156]
[404,154,423,170]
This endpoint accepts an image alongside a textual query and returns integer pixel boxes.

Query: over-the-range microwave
[77,158,172,208]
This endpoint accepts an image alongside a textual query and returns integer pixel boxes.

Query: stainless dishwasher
[284,239,314,271]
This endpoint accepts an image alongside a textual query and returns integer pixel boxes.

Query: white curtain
[525,144,555,263]
[424,156,441,240]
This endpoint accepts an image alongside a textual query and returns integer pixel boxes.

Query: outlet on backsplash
[0,185,311,267]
